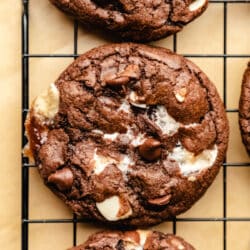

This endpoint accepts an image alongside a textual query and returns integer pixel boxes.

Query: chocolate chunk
[48,168,73,191]
[119,64,140,79]
[179,113,217,155]
[105,76,130,86]
[138,138,161,161]
[148,194,171,206]
[38,129,69,178]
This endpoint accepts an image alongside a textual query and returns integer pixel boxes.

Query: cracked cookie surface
[69,230,195,250]
[25,43,229,227]
[49,0,208,41]
[239,62,250,155]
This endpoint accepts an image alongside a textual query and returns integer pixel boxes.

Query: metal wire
[22,0,29,249]
[21,1,250,249]
[223,3,228,248]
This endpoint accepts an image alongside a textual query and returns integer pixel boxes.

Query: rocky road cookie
[69,230,195,250]
[49,0,208,42]
[239,62,250,155]
[25,43,229,227]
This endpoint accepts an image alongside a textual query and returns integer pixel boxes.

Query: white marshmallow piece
[184,122,199,128]
[124,230,149,250]
[154,105,180,135]
[124,243,143,250]
[178,245,185,250]
[118,100,131,113]
[92,149,116,174]
[92,129,104,135]
[102,127,146,148]
[125,127,146,147]
[92,149,133,174]
[33,83,59,120]
[137,230,149,246]
[169,145,218,176]
[189,0,206,11]
[96,196,132,221]
[131,133,146,147]
[103,132,119,140]
[117,155,134,172]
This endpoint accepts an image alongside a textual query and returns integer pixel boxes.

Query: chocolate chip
[119,64,140,79]
[138,138,161,161]
[105,76,130,86]
[148,194,171,206]
[48,168,73,191]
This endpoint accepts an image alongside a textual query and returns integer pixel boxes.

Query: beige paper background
[0,1,249,250]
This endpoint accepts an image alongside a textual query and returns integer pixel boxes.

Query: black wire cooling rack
[22,1,250,249]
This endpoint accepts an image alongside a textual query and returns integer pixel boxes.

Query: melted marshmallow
[125,128,146,147]
[169,145,218,176]
[93,149,134,174]
[118,155,134,172]
[189,0,206,11]
[118,100,131,113]
[153,106,180,135]
[123,230,149,250]
[102,127,146,147]
[184,123,199,128]
[92,149,116,174]
[103,132,119,140]
[96,196,132,221]
[92,129,104,135]
[131,133,146,147]
[92,130,120,141]
[137,230,149,246]
[124,243,143,250]
[33,83,59,120]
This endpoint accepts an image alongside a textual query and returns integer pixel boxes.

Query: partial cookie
[49,0,208,42]
[239,62,250,155]
[70,230,195,250]
[25,43,229,227]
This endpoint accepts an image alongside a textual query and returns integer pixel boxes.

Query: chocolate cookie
[49,0,208,42]
[24,43,229,227]
[239,62,250,155]
[70,230,195,250]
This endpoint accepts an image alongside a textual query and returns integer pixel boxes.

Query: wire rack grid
[22,1,250,250]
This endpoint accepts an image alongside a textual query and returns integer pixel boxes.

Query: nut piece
[138,138,161,161]
[105,76,130,86]
[148,194,171,206]
[174,87,187,103]
[119,64,140,79]
[48,168,73,191]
